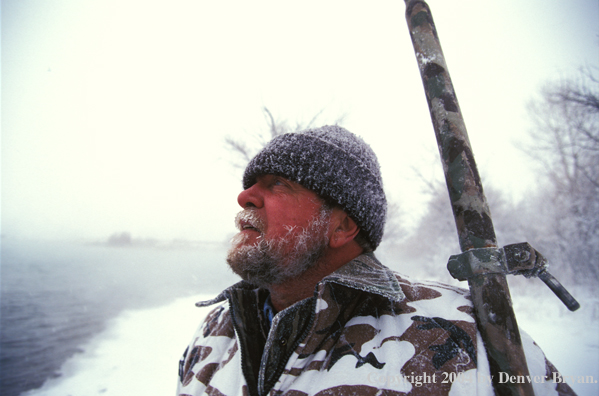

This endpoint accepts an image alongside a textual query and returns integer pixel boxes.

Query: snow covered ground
[512,286,599,396]
[21,295,215,396]
[23,288,598,396]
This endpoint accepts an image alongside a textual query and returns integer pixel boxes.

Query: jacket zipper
[228,298,259,396]
[258,297,317,396]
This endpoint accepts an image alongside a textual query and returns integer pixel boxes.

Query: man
[177,125,574,395]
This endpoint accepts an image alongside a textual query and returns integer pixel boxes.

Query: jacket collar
[196,252,405,308]
[320,252,405,302]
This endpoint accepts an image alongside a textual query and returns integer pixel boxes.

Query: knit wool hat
[242,125,387,250]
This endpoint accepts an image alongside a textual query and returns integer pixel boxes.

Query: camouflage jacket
[177,253,574,396]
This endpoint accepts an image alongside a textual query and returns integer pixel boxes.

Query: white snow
[512,287,599,396]
[22,295,215,396]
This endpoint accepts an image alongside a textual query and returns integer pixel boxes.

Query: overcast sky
[2,0,598,242]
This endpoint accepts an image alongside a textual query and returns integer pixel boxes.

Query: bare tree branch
[224,106,347,169]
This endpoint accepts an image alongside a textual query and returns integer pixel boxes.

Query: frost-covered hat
[242,125,387,250]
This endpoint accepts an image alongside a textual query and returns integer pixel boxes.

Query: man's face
[226,175,332,287]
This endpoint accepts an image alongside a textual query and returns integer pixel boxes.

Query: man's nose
[237,183,264,209]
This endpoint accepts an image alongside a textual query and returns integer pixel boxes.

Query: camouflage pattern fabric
[177,253,575,396]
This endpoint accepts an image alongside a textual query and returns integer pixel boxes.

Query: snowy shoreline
[22,295,216,396]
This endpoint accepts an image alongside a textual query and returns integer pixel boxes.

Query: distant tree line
[520,68,598,286]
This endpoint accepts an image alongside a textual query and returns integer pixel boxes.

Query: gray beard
[226,208,331,288]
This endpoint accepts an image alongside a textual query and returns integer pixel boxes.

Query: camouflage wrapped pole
[404,1,535,395]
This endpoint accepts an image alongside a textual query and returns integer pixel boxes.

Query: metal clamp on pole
[504,243,580,311]
[448,243,580,312]
[448,247,507,281]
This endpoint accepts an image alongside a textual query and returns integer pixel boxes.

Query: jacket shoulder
[178,302,240,392]
[392,273,475,320]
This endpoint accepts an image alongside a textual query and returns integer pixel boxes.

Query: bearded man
[177,126,574,396]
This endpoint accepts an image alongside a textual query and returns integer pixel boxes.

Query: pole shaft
[404,2,534,395]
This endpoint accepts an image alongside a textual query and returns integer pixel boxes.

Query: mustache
[234,209,265,233]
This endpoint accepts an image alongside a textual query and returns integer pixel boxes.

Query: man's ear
[329,208,360,249]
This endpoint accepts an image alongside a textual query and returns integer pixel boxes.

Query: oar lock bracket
[447,242,580,311]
